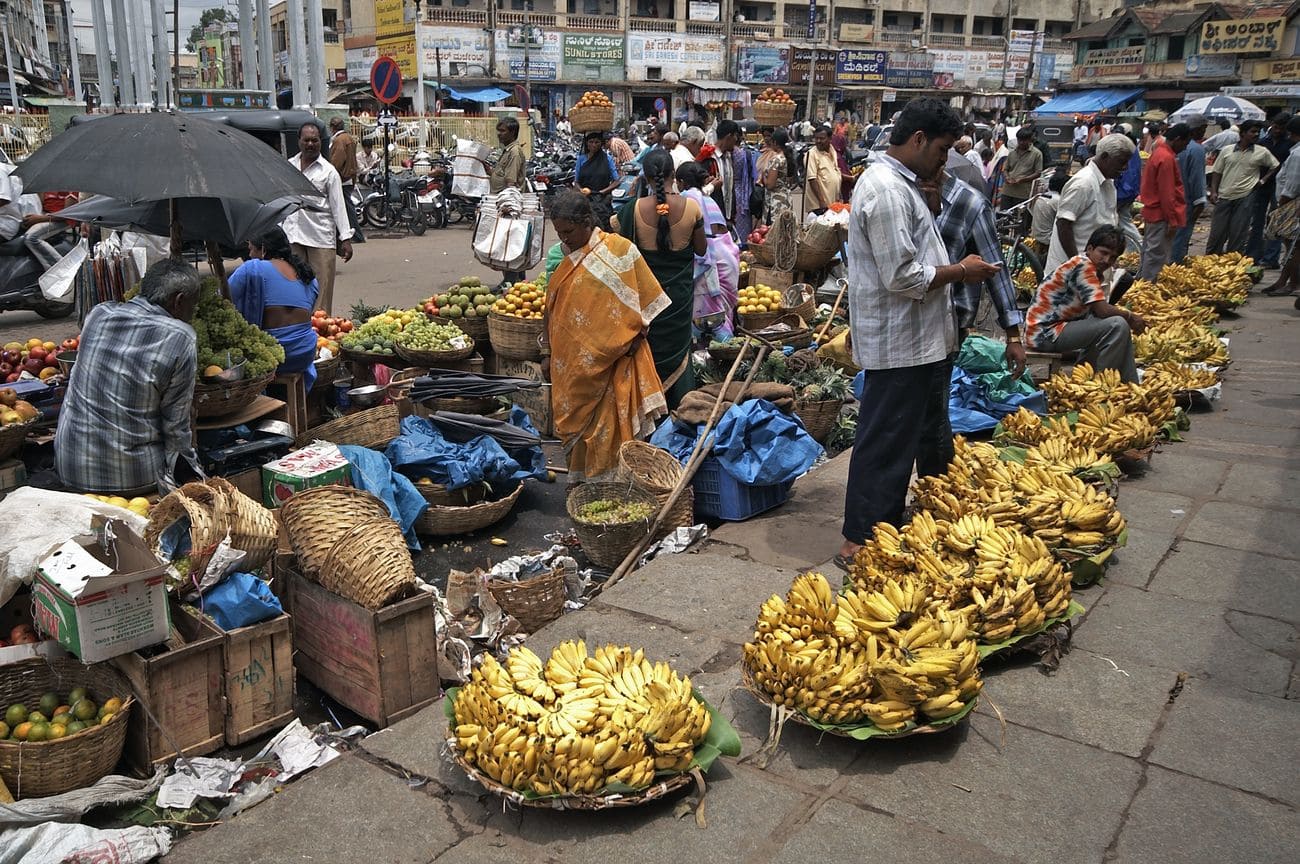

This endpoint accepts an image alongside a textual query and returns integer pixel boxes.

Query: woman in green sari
[617,149,706,409]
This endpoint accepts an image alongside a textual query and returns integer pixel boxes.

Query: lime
[71,699,97,721]
[38,692,59,715]
[27,711,47,724]
[26,722,49,742]
[68,687,88,705]
[65,720,87,734]
[4,704,27,727]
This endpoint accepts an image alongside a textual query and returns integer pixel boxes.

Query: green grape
[191,277,285,378]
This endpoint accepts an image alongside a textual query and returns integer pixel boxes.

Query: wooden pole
[814,277,848,344]
[205,239,229,299]
[168,198,183,259]
[600,339,771,592]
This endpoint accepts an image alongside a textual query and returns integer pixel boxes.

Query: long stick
[814,277,848,344]
[601,339,770,591]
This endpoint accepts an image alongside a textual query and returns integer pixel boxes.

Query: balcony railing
[566,14,622,31]
[733,22,776,39]
[498,12,558,26]
[927,33,967,48]
[424,9,487,25]
[969,34,1006,49]
[685,21,723,36]
[782,23,827,41]
[877,27,922,44]
[630,16,676,32]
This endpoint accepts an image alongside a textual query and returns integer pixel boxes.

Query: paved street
[165,293,1299,863]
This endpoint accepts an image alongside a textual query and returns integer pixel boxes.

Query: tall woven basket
[279,485,391,577]
[487,567,567,632]
[318,517,416,609]
[567,481,657,569]
[415,482,522,537]
[204,477,278,570]
[794,398,843,444]
[145,490,227,580]
[487,312,544,361]
[0,657,134,799]
[617,440,694,540]
[753,101,795,126]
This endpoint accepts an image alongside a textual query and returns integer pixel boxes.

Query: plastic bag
[199,571,283,630]
[0,823,171,864]
[385,410,545,492]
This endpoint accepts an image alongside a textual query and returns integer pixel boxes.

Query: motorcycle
[416,165,450,230]
[362,172,429,236]
[0,228,77,319]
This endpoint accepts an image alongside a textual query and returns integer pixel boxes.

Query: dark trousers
[1248,187,1283,265]
[341,184,360,239]
[842,358,954,545]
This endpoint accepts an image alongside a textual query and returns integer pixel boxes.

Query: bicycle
[995,196,1044,300]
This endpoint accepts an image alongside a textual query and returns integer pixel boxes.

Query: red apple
[27,346,46,362]
[22,357,44,376]
[9,623,36,644]
[44,353,58,368]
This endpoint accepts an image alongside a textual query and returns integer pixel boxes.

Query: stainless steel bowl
[347,383,388,409]
[56,350,77,376]
[205,360,247,383]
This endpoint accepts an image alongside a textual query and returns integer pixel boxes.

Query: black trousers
[842,358,954,545]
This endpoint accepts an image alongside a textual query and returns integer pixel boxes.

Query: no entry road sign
[371,56,403,105]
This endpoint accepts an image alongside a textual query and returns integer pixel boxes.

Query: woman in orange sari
[542,190,670,478]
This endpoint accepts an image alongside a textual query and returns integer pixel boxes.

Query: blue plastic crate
[692,456,793,521]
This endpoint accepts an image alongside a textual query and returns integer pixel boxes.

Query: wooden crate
[495,357,553,437]
[221,613,295,746]
[268,372,309,436]
[110,602,226,771]
[285,569,437,728]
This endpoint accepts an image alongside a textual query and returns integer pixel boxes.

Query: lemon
[107,496,130,509]
[128,497,150,510]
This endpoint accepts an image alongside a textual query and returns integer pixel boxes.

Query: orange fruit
[12,721,32,740]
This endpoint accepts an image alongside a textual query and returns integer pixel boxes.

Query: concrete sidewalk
[166,297,1298,864]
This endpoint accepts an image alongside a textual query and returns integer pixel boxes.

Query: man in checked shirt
[923,166,1028,378]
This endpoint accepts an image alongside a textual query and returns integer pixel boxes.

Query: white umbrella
[1169,95,1265,125]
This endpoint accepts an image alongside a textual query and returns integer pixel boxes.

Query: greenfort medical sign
[563,34,625,81]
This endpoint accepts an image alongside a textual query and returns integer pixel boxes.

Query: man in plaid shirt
[55,260,202,494]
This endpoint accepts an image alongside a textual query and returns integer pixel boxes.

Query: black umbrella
[57,194,325,248]
[14,111,320,205]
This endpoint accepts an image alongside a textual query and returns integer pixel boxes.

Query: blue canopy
[1033,87,1145,116]
[441,84,511,103]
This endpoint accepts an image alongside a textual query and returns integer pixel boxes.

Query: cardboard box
[0,589,67,666]
[31,521,171,663]
[749,266,794,293]
[495,357,553,437]
[0,458,25,501]
[261,442,352,508]
[110,602,226,770]
[286,568,438,728]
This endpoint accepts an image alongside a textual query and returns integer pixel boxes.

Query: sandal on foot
[832,552,855,572]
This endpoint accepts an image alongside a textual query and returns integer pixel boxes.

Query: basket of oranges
[570,91,615,133]
[753,88,796,126]
[488,280,547,360]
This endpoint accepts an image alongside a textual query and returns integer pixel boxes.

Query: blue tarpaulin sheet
[443,85,511,102]
[200,571,283,631]
[385,409,545,492]
[339,445,428,551]
[650,399,822,486]
[1033,87,1145,116]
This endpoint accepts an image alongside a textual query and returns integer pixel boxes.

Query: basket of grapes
[566,482,657,569]
[191,279,282,418]
[395,316,476,367]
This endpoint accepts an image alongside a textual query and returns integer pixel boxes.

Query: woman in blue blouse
[575,131,620,227]
[228,226,321,390]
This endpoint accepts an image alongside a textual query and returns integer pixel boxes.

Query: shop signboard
[1184,54,1238,78]
[494,29,562,81]
[689,1,720,23]
[1199,17,1286,56]
[1078,45,1144,79]
[375,0,407,37]
[838,23,874,43]
[563,34,626,81]
[884,52,934,89]
[420,25,491,78]
[377,35,418,78]
[1267,58,1300,82]
[790,48,837,87]
[835,49,886,86]
[738,46,790,84]
[1035,53,1057,90]
[627,33,725,81]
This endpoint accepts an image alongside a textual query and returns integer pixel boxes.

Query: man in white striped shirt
[835,98,1002,569]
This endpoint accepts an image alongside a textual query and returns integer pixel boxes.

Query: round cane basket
[205,477,278,570]
[567,482,657,569]
[753,101,796,126]
[279,485,391,577]
[617,440,694,540]
[314,355,341,384]
[318,517,417,609]
[395,339,476,368]
[739,313,811,349]
[341,346,399,366]
[145,490,225,579]
[295,403,401,449]
[0,419,34,461]
[707,341,747,367]
[487,567,567,632]
[748,242,776,267]
[416,482,523,537]
[417,481,487,508]
[0,657,134,799]
[794,243,837,272]
[795,398,843,444]
[487,312,544,361]
[192,373,273,419]
[570,104,615,133]
[438,313,489,342]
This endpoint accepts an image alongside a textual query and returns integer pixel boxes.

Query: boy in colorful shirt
[1025,225,1147,383]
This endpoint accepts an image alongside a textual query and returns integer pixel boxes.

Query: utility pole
[1,18,20,116]
[722,0,734,84]
[286,0,308,107]
[110,0,136,107]
[256,0,273,92]
[523,4,532,120]
[150,0,170,107]
[306,0,326,105]
[64,0,83,104]
[238,0,256,92]
[413,0,425,124]
[92,0,115,106]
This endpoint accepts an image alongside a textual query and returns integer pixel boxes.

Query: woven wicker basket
[416,482,523,536]
[487,567,566,632]
[618,441,694,540]
[317,516,416,609]
[487,312,544,361]
[753,101,795,126]
[570,104,615,133]
[431,312,489,342]
[0,657,134,799]
[205,477,278,570]
[295,403,401,449]
[739,313,811,349]
[314,355,341,384]
[417,480,487,508]
[341,346,399,366]
[395,339,476,368]
[192,373,273,419]
[567,482,656,569]
[0,418,33,461]
[795,398,843,444]
[279,485,391,577]
[145,490,226,580]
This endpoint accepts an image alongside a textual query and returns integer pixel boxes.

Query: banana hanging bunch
[1041,363,1177,426]
[744,573,983,730]
[1134,321,1229,367]
[1139,361,1219,392]
[451,642,712,796]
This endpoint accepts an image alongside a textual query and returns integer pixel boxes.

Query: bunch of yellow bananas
[1116,251,1140,272]
[744,572,982,730]
[998,404,1158,455]
[1023,437,1116,477]
[1133,321,1229,367]
[1041,363,1177,426]
[1168,253,1253,305]
[1139,361,1219,392]
[452,642,711,796]
[1124,285,1218,327]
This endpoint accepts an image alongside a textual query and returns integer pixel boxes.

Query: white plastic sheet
[0,823,171,864]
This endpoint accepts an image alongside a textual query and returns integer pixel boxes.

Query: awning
[442,85,510,103]
[1031,87,1145,116]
